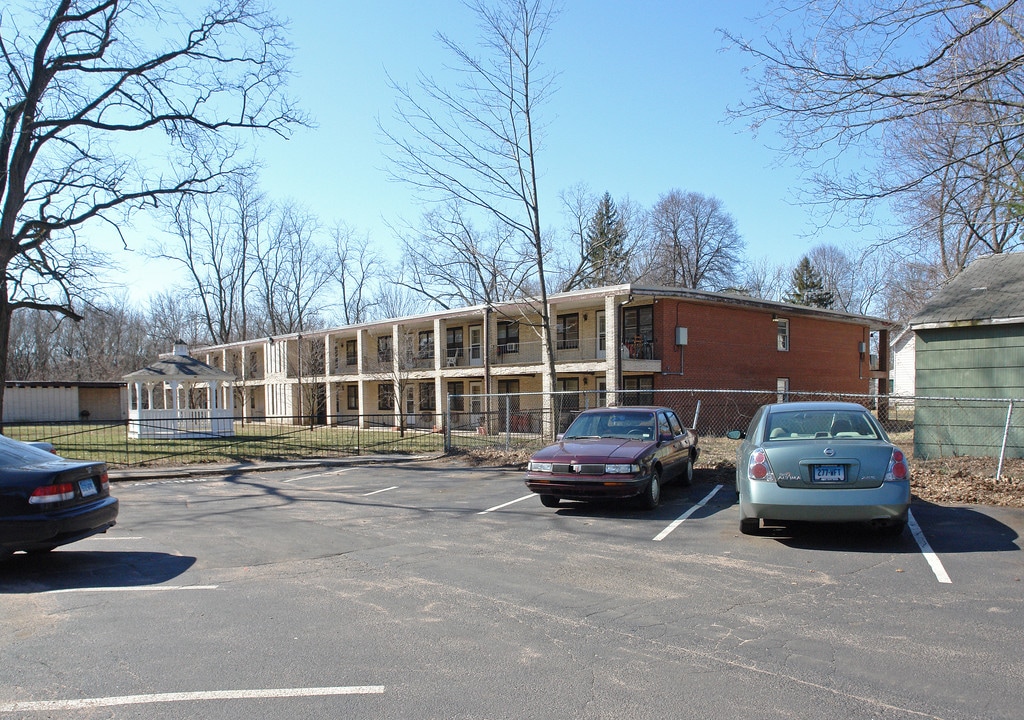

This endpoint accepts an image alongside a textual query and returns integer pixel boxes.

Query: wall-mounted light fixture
[771,314,780,323]
[583,313,588,321]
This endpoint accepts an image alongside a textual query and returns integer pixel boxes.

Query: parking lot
[2,461,1023,719]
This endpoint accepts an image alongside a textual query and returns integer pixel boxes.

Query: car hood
[531,438,653,464]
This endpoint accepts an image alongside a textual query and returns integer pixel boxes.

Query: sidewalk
[107,453,443,482]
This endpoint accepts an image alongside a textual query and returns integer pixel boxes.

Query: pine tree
[584,192,628,286]
[785,256,835,308]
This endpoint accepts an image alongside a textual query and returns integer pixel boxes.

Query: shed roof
[124,351,235,383]
[910,253,1024,329]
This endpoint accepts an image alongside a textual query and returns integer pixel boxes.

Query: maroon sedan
[525,406,699,509]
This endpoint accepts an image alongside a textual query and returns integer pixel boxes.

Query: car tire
[740,517,760,535]
[640,468,661,509]
[539,494,561,508]
[682,457,694,486]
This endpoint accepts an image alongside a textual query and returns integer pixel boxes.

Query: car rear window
[765,410,880,441]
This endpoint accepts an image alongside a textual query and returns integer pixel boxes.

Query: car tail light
[885,449,909,482]
[747,448,776,482]
[100,471,109,492]
[29,482,76,504]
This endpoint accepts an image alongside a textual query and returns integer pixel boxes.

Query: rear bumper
[0,497,119,553]
[740,481,910,523]
[525,473,649,501]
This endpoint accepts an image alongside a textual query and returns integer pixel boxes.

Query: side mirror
[726,430,744,440]
[659,433,674,444]
[556,433,564,442]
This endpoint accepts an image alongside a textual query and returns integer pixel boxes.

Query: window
[622,376,654,405]
[418,330,435,359]
[347,385,358,410]
[377,336,392,363]
[776,377,790,403]
[667,411,684,437]
[556,313,579,350]
[622,306,654,342]
[419,383,436,411]
[658,411,672,438]
[776,318,790,352]
[447,381,465,412]
[378,384,394,410]
[497,321,520,354]
[446,327,464,363]
[346,339,357,366]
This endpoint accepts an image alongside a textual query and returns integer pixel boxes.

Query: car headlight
[529,461,553,473]
[605,463,639,474]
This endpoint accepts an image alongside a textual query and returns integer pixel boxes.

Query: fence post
[444,394,452,453]
[503,395,510,451]
[997,400,1014,481]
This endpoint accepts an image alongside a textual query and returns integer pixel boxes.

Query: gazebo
[124,342,236,439]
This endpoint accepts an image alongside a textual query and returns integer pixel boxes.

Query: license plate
[79,478,97,497]
[813,465,846,483]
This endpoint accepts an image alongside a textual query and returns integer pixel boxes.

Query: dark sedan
[0,435,118,560]
[525,406,700,509]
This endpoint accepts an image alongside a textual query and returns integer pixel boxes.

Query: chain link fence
[443,389,1024,474]
[5,390,1023,474]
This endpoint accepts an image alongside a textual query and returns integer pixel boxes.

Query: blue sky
[128,1,877,299]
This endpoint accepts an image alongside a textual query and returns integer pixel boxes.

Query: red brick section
[652,299,871,393]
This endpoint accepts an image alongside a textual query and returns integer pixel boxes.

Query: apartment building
[195,284,890,431]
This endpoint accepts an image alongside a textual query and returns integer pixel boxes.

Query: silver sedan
[727,401,910,536]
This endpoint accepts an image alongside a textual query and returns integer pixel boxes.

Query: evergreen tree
[584,192,629,286]
[785,256,835,308]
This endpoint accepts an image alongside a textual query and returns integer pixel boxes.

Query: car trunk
[764,440,892,489]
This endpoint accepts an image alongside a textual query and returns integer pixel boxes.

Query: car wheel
[539,494,561,508]
[682,456,694,486]
[740,517,760,535]
[640,468,662,509]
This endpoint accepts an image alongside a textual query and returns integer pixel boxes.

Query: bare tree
[395,201,536,308]
[155,169,268,344]
[333,224,383,325]
[0,0,304,418]
[254,203,337,335]
[645,190,745,290]
[381,0,562,408]
[725,1,1024,248]
[740,256,788,301]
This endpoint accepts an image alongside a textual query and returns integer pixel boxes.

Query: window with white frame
[776,318,790,352]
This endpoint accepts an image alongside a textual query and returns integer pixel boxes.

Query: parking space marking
[478,494,536,514]
[284,468,354,483]
[0,685,386,712]
[42,585,219,595]
[907,509,952,584]
[363,486,398,496]
[653,485,724,541]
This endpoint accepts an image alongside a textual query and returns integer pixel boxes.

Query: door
[469,325,483,366]
[406,386,416,426]
[596,310,606,359]
[469,381,483,427]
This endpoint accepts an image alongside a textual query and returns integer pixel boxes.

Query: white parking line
[363,486,398,496]
[653,485,724,541]
[42,585,219,595]
[284,468,354,483]
[907,509,952,584]
[479,494,536,514]
[0,685,385,712]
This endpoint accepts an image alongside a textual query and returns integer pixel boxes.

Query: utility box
[675,327,688,346]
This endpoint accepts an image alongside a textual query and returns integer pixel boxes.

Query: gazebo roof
[124,344,235,383]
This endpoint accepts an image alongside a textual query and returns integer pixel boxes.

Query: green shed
[910,253,1024,459]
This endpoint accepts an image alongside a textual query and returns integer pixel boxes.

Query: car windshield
[562,411,656,440]
[764,409,881,441]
